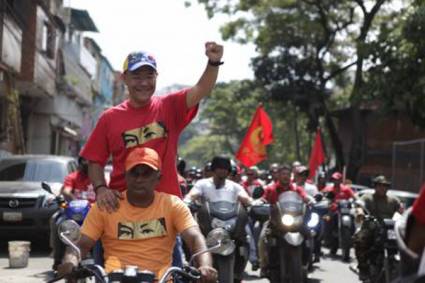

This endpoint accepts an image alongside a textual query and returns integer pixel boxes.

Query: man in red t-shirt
[80,42,224,213]
[258,164,309,273]
[261,164,308,204]
[62,157,95,203]
[242,166,264,197]
[323,172,356,210]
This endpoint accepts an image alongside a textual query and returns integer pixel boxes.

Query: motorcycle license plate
[387,229,397,240]
[2,212,22,222]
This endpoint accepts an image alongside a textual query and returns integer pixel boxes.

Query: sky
[66,0,256,90]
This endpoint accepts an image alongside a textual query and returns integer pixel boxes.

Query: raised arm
[186,42,224,108]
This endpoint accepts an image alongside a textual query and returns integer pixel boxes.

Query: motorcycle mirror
[314,193,323,202]
[252,186,264,199]
[58,220,81,243]
[41,182,53,194]
[58,220,82,260]
[206,228,236,256]
[325,191,335,200]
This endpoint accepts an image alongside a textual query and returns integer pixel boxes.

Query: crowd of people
[51,40,425,283]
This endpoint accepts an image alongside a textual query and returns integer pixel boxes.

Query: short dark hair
[279,164,291,172]
[211,156,231,171]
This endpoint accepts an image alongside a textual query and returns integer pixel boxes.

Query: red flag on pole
[308,128,326,179]
[236,105,273,167]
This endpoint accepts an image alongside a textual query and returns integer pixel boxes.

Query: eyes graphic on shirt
[118,223,134,240]
[139,223,154,234]
[122,121,168,149]
[117,218,168,240]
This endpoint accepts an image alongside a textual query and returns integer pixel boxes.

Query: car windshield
[0,159,67,183]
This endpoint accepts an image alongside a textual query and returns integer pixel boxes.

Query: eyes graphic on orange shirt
[117,218,167,240]
[122,121,168,149]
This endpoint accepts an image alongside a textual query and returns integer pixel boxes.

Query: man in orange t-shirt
[58,147,217,282]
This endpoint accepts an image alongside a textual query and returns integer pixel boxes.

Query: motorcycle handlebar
[159,266,201,283]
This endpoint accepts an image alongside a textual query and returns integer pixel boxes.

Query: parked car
[0,155,77,240]
[356,189,418,209]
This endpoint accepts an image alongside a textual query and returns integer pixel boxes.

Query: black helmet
[210,156,231,172]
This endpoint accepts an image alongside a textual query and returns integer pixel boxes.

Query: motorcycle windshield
[208,201,238,220]
[277,191,304,214]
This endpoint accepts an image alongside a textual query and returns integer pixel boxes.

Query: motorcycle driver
[242,166,265,197]
[58,147,217,282]
[62,157,96,203]
[323,171,356,259]
[256,164,310,275]
[353,175,402,282]
[184,156,253,207]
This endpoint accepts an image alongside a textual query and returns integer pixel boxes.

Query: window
[41,22,56,59]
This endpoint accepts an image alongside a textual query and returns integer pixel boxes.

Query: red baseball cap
[125,147,161,172]
[412,183,425,225]
[331,172,343,180]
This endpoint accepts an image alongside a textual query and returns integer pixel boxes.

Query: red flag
[236,105,273,167]
[308,128,326,179]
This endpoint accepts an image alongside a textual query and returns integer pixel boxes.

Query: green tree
[186,0,414,180]
[179,80,313,168]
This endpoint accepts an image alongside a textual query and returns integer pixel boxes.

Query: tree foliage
[179,80,314,168]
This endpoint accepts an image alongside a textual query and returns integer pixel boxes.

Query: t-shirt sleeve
[171,196,198,233]
[63,173,74,188]
[80,112,110,166]
[163,89,199,131]
[236,183,250,199]
[81,204,104,241]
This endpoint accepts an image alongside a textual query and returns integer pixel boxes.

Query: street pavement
[0,244,360,283]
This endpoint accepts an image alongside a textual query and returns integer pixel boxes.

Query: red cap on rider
[412,183,425,225]
[331,172,343,180]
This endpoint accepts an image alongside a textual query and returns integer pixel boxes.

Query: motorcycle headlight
[282,214,295,226]
[308,213,320,228]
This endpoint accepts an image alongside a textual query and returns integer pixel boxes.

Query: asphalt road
[0,241,360,282]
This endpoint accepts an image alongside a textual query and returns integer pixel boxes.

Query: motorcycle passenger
[268,163,280,185]
[323,171,356,260]
[257,164,310,275]
[58,147,217,282]
[295,165,319,199]
[394,184,425,282]
[353,175,402,282]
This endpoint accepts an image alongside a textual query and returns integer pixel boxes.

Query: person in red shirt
[323,172,356,258]
[257,164,310,274]
[323,172,356,210]
[80,42,224,213]
[62,157,95,203]
[261,164,308,205]
[242,166,264,197]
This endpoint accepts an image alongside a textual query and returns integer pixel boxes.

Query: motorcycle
[193,199,249,283]
[47,220,230,283]
[42,182,91,270]
[262,191,309,283]
[356,202,401,283]
[324,194,355,261]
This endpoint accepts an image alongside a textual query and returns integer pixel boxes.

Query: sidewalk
[0,252,55,283]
